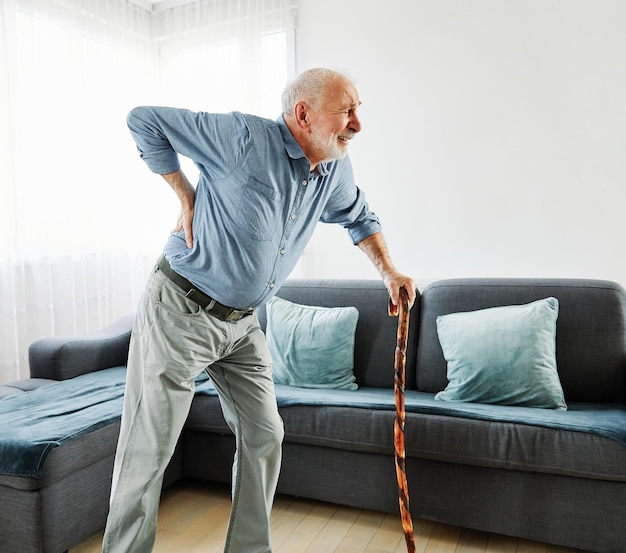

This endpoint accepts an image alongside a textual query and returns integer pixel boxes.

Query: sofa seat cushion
[0,421,120,491]
[404,409,626,481]
[195,380,626,442]
[283,405,626,481]
[190,384,626,482]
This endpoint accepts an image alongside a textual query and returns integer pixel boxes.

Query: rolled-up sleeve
[345,198,383,244]
[126,107,250,177]
[127,107,182,174]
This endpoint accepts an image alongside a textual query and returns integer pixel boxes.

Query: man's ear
[294,102,310,130]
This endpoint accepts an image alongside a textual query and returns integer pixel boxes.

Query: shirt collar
[277,115,331,177]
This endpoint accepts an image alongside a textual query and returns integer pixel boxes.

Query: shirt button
[290,213,297,220]
[280,248,286,255]
[301,180,308,186]
[268,282,275,289]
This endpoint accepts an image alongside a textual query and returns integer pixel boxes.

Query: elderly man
[102,67,415,553]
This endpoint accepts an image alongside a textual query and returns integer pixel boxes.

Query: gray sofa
[1,278,626,553]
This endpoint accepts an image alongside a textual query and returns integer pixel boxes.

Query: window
[0,0,296,382]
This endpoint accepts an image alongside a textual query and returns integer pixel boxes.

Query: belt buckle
[225,309,243,322]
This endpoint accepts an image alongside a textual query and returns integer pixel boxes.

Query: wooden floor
[70,479,586,553]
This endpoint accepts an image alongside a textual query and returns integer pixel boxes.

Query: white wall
[292,0,626,288]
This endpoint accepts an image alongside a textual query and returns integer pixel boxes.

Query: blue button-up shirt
[127,107,382,309]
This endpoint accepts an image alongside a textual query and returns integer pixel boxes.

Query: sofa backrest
[416,278,626,403]
[257,279,421,389]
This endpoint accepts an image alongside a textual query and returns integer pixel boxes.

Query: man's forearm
[357,232,417,308]
[162,169,195,248]
[357,232,397,279]
[162,170,195,207]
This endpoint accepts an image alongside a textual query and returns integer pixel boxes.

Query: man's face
[308,79,362,163]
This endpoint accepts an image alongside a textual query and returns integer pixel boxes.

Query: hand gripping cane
[389,286,416,552]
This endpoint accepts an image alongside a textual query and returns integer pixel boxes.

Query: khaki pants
[102,266,284,553]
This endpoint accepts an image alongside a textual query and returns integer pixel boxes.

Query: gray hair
[281,68,348,115]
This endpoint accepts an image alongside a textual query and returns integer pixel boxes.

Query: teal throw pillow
[435,297,567,410]
[266,296,359,390]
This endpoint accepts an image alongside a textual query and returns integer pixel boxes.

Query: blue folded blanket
[198,379,626,448]
[0,367,127,478]
[2,367,626,479]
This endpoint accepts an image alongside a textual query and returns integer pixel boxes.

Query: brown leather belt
[156,255,253,322]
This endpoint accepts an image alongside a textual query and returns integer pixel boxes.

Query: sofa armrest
[28,314,135,380]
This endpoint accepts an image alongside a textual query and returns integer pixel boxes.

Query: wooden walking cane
[389,286,416,552]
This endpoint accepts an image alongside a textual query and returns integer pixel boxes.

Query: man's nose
[349,112,362,134]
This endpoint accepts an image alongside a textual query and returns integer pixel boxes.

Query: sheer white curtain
[154,0,295,185]
[0,0,295,383]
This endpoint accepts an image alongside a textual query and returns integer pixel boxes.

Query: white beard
[310,127,350,163]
